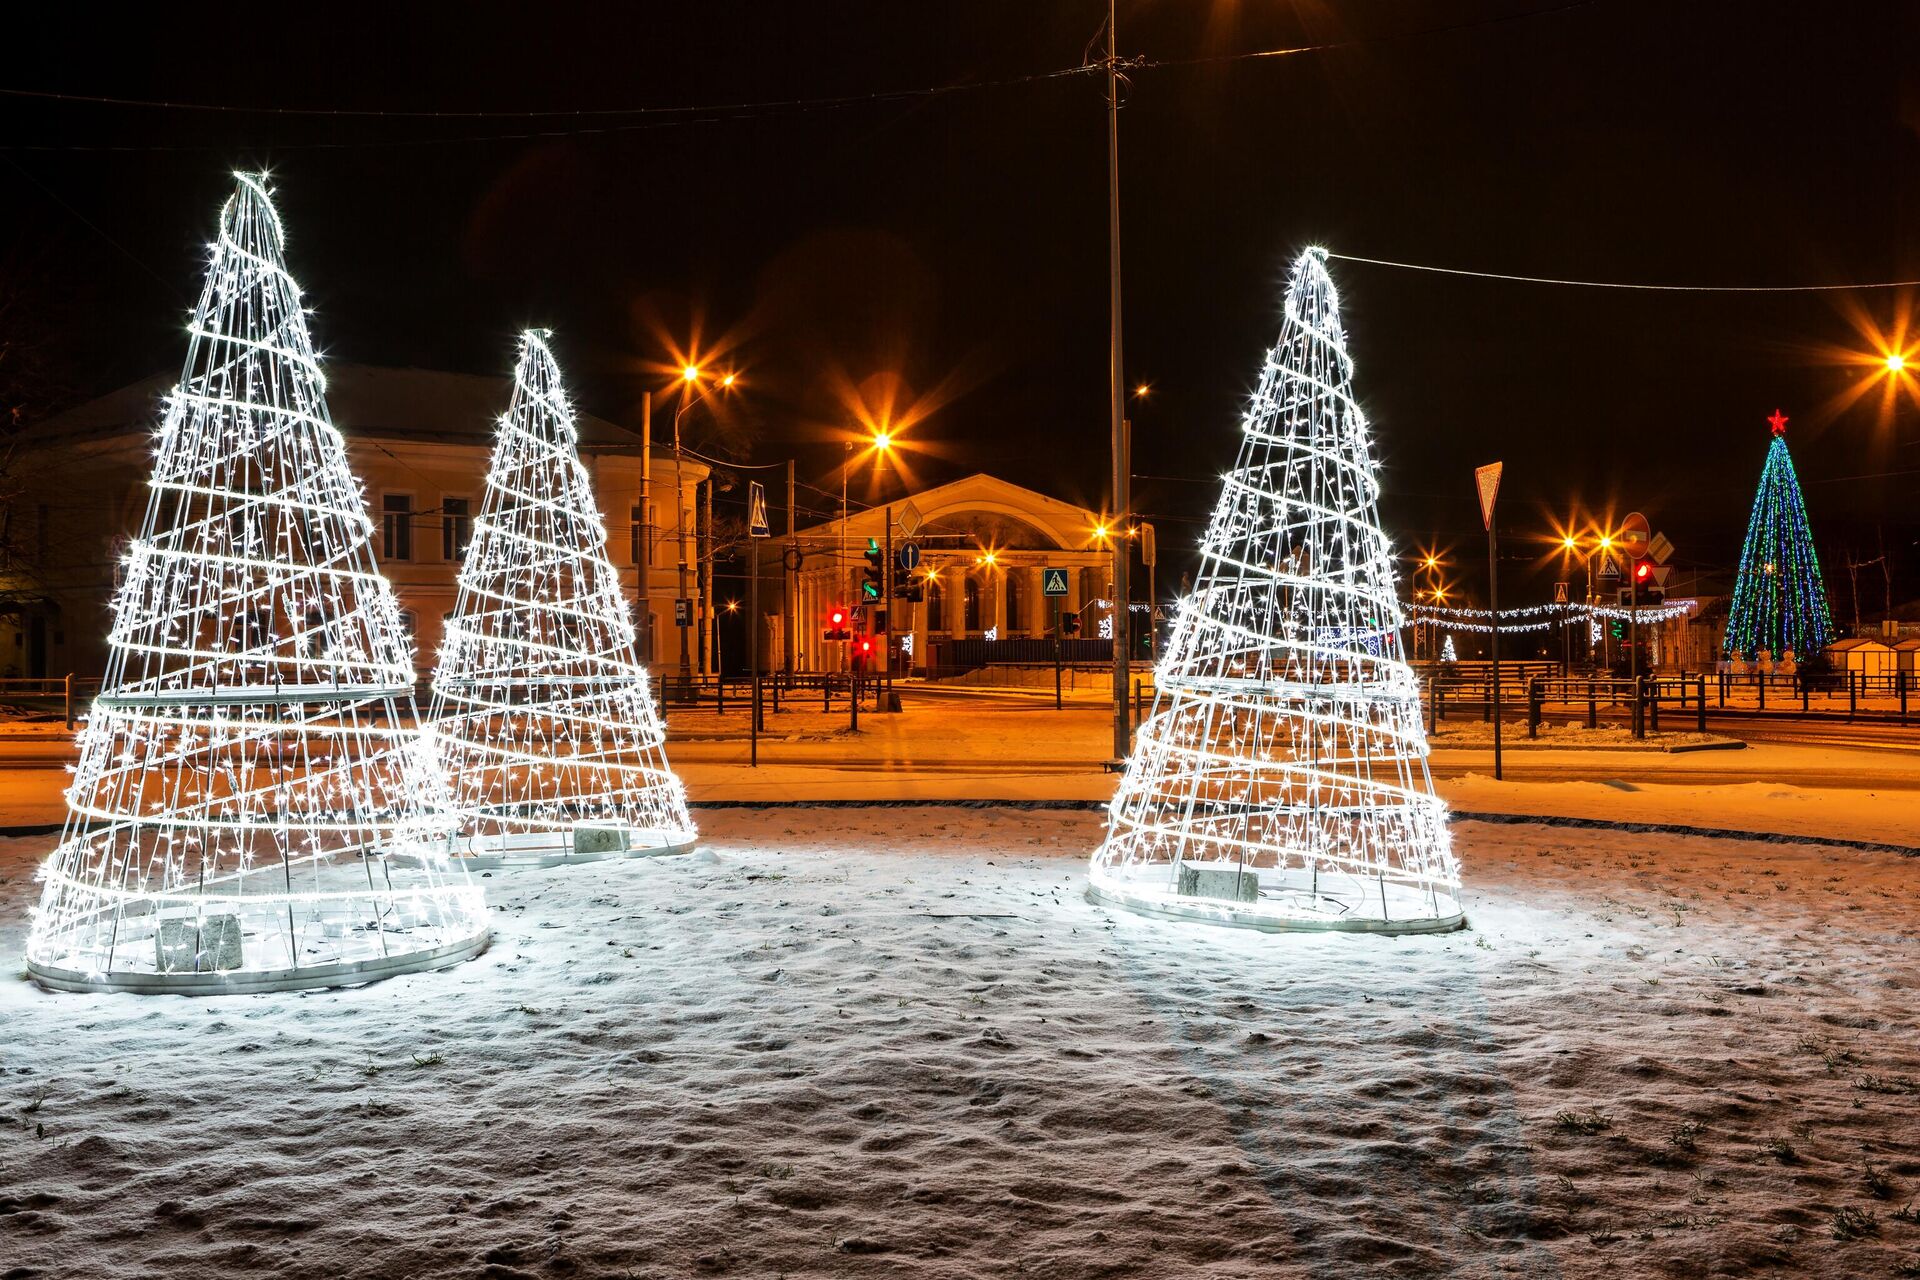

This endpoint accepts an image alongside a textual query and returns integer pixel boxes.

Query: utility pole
[639,390,652,665]
[1105,0,1130,766]
[883,504,895,712]
[674,402,691,693]
[841,441,851,675]
[785,458,797,677]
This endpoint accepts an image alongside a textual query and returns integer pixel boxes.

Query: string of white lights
[26,172,486,995]
[428,330,696,868]
[1405,599,1697,634]
[1092,248,1462,934]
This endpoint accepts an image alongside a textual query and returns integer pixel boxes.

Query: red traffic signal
[824,606,852,642]
[1634,561,1653,583]
[855,635,874,656]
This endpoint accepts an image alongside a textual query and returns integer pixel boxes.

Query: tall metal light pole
[673,366,735,689]
[639,390,653,664]
[1105,0,1131,765]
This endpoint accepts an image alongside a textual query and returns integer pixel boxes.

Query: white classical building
[5,365,708,679]
[787,474,1149,675]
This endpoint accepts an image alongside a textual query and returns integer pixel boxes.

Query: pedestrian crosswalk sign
[1042,568,1069,597]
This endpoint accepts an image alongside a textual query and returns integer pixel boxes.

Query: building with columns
[787,473,1147,674]
[3,364,707,679]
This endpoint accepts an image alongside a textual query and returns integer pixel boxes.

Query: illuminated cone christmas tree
[1091,248,1461,933]
[1722,410,1833,665]
[27,174,486,993]
[428,331,695,867]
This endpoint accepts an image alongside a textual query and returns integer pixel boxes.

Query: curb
[1447,809,1920,858]
[6,804,1913,860]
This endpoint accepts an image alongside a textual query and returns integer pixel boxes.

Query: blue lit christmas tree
[1723,410,1833,663]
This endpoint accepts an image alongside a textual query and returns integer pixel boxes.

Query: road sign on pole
[1553,581,1569,604]
[747,482,770,538]
[1648,531,1674,566]
[1474,461,1504,781]
[897,542,921,571]
[1620,511,1652,561]
[1474,462,1503,531]
[1042,568,1070,597]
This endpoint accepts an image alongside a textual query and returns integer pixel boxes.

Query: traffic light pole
[1629,569,1642,739]
[1053,597,1063,711]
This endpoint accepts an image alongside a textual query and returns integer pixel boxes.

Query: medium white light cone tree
[428,331,695,867]
[1091,248,1462,933]
[27,174,487,993]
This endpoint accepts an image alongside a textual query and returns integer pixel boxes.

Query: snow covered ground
[2,808,1917,1279]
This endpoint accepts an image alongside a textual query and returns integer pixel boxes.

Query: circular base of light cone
[26,928,491,996]
[1086,869,1464,936]
[440,827,699,871]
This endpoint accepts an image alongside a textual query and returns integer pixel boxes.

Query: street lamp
[840,425,897,673]
[672,365,740,685]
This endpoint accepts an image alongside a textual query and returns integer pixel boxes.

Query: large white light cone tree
[27,174,487,993]
[427,331,695,867]
[1091,248,1462,933]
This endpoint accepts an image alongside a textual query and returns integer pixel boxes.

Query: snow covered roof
[19,363,644,451]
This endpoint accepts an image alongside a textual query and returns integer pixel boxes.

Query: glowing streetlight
[1887,352,1907,374]
[682,364,700,383]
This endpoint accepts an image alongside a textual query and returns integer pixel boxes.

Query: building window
[630,503,644,566]
[963,576,981,632]
[926,579,944,632]
[398,610,416,645]
[1005,571,1026,633]
[441,497,472,561]
[382,494,413,561]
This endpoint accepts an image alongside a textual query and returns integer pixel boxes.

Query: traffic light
[823,606,851,641]
[1607,617,1625,641]
[861,538,884,602]
[853,634,874,663]
[1633,560,1665,604]
[893,573,923,603]
[1061,611,1080,637]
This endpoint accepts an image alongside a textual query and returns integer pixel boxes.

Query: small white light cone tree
[26,174,487,993]
[1091,248,1462,933]
[428,331,695,868]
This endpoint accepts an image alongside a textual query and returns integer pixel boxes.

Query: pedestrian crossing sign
[1042,568,1070,597]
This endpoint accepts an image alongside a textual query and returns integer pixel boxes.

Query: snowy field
[1,808,1917,1279]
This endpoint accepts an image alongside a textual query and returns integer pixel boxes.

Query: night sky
[6,1,1920,617]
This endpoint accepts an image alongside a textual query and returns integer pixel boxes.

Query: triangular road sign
[1474,462,1503,530]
